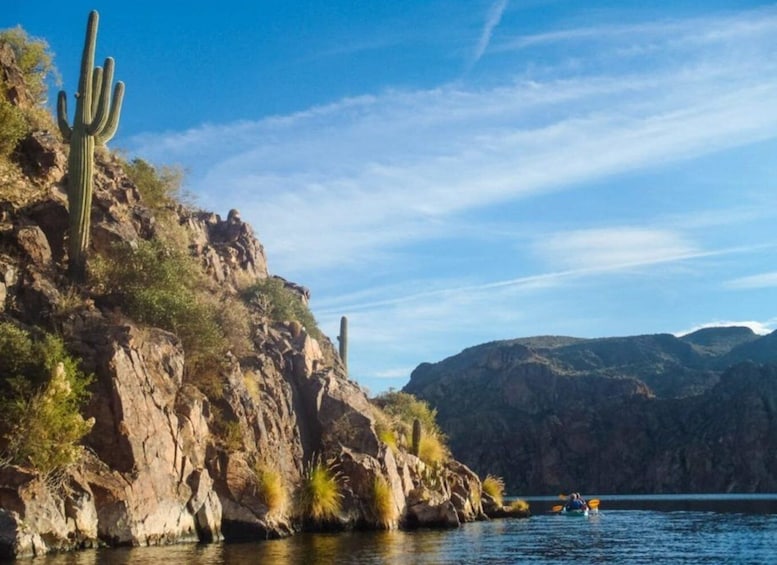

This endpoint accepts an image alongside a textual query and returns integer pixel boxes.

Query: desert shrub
[209,406,243,452]
[371,391,448,462]
[0,97,28,159]
[372,391,441,438]
[482,474,505,507]
[0,323,93,475]
[369,475,397,529]
[255,464,287,516]
[92,239,227,374]
[122,158,187,210]
[295,457,342,524]
[242,277,321,339]
[0,26,58,104]
[214,294,253,357]
[221,421,243,452]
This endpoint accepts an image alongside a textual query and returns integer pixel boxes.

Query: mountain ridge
[403,327,777,494]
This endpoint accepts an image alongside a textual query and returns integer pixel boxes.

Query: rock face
[404,330,777,495]
[0,41,496,558]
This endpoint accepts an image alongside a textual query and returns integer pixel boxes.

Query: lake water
[30,495,777,564]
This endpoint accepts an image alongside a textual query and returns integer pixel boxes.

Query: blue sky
[6,1,777,394]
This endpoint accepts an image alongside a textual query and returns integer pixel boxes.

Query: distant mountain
[723,330,777,365]
[403,328,777,495]
[680,326,759,356]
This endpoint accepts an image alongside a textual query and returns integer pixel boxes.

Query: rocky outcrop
[0,42,498,558]
[404,330,777,495]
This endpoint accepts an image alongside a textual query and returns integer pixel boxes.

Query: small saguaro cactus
[57,10,125,281]
[337,315,348,370]
[411,418,422,457]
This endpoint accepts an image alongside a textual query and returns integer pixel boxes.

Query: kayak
[561,508,589,517]
[551,498,600,515]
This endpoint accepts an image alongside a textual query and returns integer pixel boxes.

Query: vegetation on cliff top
[0,27,57,201]
[0,27,320,470]
[372,390,450,465]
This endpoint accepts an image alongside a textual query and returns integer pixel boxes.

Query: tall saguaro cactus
[57,10,124,281]
[337,316,348,371]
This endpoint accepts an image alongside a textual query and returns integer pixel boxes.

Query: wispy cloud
[316,238,757,318]
[534,228,697,271]
[468,0,509,69]
[130,70,777,277]
[494,7,777,52]
[725,271,777,290]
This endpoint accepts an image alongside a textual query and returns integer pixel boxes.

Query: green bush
[92,239,227,374]
[0,323,93,475]
[0,26,58,104]
[242,277,321,339]
[0,97,27,159]
[122,158,186,210]
[372,391,443,440]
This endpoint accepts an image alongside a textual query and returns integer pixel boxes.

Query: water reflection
[34,496,777,565]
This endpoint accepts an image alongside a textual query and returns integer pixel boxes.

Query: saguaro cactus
[337,315,348,370]
[411,418,422,457]
[57,10,124,281]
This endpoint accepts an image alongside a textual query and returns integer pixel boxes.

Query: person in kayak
[565,493,589,511]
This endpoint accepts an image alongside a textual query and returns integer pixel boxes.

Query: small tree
[0,324,93,475]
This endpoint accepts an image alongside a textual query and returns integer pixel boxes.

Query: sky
[6,1,777,394]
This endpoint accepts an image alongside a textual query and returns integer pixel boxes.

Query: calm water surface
[28,495,777,564]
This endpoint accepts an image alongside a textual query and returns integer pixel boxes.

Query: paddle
[551,504,564,512]
[588,499,600,509]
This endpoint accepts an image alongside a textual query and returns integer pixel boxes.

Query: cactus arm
[56,91,72,142]
[89,65,103,120]
[87,58,115,135]
[95,81,124,145]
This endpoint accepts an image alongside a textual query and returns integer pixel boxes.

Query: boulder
[0,466,97,558]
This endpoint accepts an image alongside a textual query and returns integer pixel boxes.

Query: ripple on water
[38,507,777,564]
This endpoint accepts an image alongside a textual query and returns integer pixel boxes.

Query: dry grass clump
[370,475,398,529]
[507,498,530,512]
[418,433,447,466]
[255,464,287,517]
[296,457,342,524]
[482,474,506,507]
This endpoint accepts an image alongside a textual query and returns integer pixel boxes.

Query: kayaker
[566,493,585,511]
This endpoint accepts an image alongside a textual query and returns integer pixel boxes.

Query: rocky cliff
[404,329,777,495]
[0,41,510,559]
